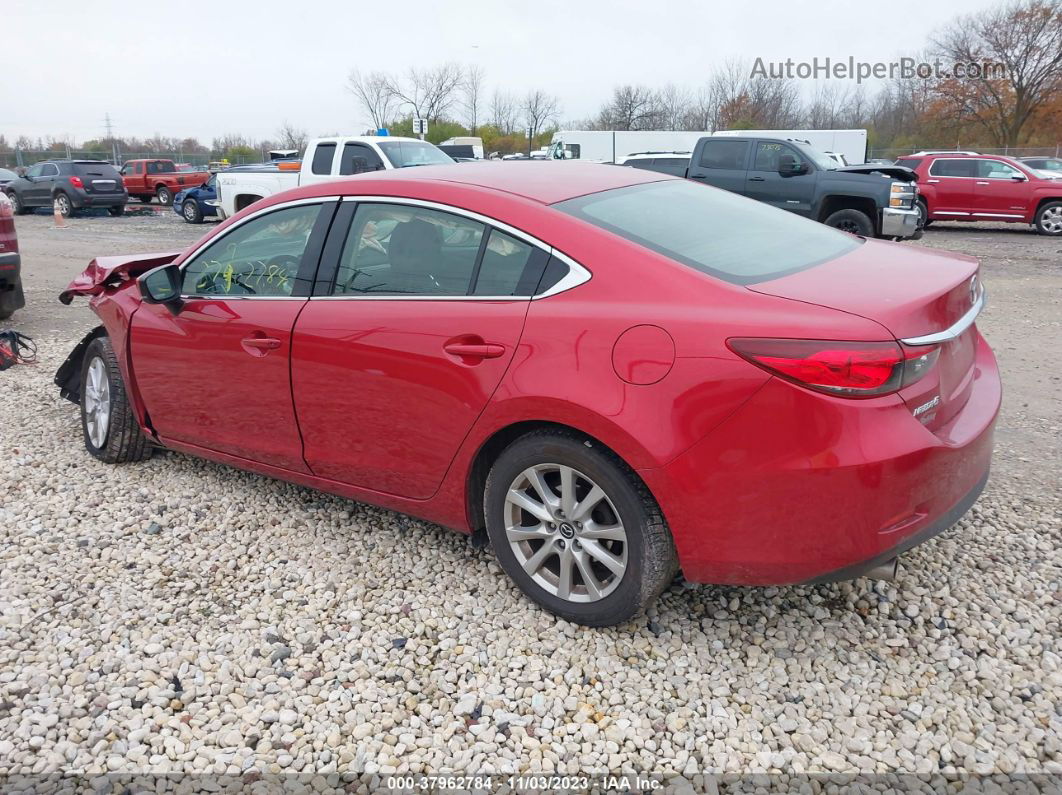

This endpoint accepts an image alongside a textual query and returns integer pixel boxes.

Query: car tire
[484,429,677,627]
[7,191,29,215]
[182,199,203,223]
[1034,201,1062,236]
[139,195,153,204]
[80,336,153,464]
[156,186,172,206]
[824,208,874,236]
[916,199,933,230]
[108,204,125,217]
[54,192,75,217]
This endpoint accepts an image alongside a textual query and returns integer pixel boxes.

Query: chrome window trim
[333,195,592,300]
[901,286,986,346]
[177,197,329,300]
[927,157,1029,180]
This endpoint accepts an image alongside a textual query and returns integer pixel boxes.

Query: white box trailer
[713,129,868,165]
[547,131,707,163]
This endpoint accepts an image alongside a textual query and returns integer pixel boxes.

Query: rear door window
[929,159,976,178]
[311,143,337,175]
[697,140,749,170]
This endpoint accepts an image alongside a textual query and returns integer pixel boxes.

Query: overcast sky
[3,0,998,144]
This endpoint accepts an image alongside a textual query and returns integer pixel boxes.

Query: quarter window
[311,143,337,175]
[334,204,486,296]
[697,140,748,170]
[181,204,321,297]
[472,230,543,296]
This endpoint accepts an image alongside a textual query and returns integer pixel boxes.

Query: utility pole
[104,113,120,165]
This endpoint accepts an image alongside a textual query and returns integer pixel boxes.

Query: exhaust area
[865,557,900,581]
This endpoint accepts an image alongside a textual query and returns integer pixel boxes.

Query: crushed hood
[835,164,917,182]
[59,252,181,304]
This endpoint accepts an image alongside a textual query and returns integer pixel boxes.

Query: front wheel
[182,199,203,223]
[484,430,677,626]
[1034,201,1062,236]
[823,208,874,236]
[80,336,153,464]
[156,186,172,206]
[916,199,933,230]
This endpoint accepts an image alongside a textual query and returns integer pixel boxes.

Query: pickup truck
[120,159,210,206]
[631,136,921,240]
[215,136,454,219]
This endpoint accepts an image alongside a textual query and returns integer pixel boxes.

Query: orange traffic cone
[53,199,67,229]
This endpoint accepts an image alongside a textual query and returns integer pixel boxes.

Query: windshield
[554,180,861,285]
[377,141,454,168]
[795,143,840,171]
[0,168,16,181]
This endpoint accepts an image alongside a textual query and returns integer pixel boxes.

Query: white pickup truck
[214,136,454,219]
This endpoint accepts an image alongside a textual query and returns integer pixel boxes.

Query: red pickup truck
[120,159,209,206]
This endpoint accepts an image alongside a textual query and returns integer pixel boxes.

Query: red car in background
[895,152,1062,235]
[54,163,1000,626]
[0,192,24,319]
[120,159,210,206]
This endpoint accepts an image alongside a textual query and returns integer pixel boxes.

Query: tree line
[2,0,1058,162]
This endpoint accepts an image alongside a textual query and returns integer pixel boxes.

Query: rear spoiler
[59,252,181,304]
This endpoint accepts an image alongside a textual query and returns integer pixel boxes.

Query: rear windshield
[554,180,860,285]
[73,163,121,178]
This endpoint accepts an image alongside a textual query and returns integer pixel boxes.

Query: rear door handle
[242,336,281,350]
[975,181,990,185]
[444,342,506,359]
[748,176,766,182]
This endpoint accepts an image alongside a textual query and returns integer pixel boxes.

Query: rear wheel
[182,199,203,223]
[156,186,172,206]
[80,336,153,464]
[824,208,874,236]
[108,204,125,217]
[54,192,74,217]
[484,430,677,626]
[1034,201,1062,236]
[139,195,153,204]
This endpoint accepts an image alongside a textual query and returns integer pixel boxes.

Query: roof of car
[314,162,676,204]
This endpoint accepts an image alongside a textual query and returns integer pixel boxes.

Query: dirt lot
[1,209,1059,783]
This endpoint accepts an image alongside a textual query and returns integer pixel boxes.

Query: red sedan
[55,163,1000,626]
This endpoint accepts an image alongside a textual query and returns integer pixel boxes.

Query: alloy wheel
[56,195,71,216]
[1041,206,1062,234]
[183,201,197,221]
[503,463,628,603]
[83,356,111,448]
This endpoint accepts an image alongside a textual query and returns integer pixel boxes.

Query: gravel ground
[0,211,1059,787]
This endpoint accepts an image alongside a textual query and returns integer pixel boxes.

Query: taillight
[727,338,939,398]
[69,176,84,189]
[0,194,11,218]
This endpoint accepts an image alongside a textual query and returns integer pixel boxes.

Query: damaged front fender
[54,326,107,404]
[58,251,182,305]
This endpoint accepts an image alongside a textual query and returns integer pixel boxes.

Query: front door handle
[241,336,282,357]
[975,181,990,185]
[748,176,766,182]
[444,342,506,359]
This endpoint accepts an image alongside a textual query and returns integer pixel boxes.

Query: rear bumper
[881,206,921,239]
[71,191,127,209]
[0,251,20,283]
[641,332,1000,585]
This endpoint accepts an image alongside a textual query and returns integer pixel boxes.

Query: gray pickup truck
[626,136,922,240]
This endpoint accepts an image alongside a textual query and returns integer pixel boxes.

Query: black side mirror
[778,154,808,176]
[138,264,183,314]
[1011,174,1027,182]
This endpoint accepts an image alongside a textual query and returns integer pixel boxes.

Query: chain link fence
[868,144,1061,161]
[0,149,267,170]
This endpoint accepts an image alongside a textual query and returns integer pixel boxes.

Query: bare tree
[348,70,396,130]
[275,121,308,152]
[489,89,520,134]
[932,0,1062,146]
[707,58,802,130]
[386,62,464,123]
[523,89,561,140]
[656,84,694,130]
[596,85,659,130]
[463,65,486,135]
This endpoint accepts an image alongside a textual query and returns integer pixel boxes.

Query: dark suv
[5,160,127,217]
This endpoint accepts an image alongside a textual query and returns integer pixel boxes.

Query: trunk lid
[750,239,983,432]
[73,163,124,195]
